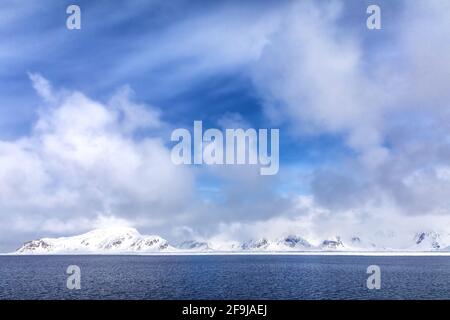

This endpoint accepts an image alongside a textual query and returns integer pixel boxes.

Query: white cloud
[252,1,389,169]
[0,74,194,241]
[205,195,450,248]
[248,0,450,219]
[28,73,56,103]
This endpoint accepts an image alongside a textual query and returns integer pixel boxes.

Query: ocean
[0,255,448,300]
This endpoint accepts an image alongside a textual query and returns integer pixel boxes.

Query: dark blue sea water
[0,255,448,300]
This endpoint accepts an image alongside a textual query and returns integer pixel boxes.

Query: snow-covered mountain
[176,240,211,251]
[411,231,442,250]
[13,227,450,254]
[15,227,175,254]
[320,237,345,250]
[235,235,313,251]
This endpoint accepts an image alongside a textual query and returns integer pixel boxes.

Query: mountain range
[12,227,450,254]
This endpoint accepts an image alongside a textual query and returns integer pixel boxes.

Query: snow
[12,227,450,255]
[15,227,175,254]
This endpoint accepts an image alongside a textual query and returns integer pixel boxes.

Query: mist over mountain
[13,227,450,254]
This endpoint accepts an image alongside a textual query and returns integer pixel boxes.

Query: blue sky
[1,0,383,183]
[1,0,450,250]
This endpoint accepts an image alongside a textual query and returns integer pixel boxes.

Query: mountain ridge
[13,227,450,254]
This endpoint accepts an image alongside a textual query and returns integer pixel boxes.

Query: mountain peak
[82,226,140,237]
[413,231,441,250]
[13,228,450,254]
[16,226,173,254]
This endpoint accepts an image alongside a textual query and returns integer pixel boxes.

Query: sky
[1,0,450,251]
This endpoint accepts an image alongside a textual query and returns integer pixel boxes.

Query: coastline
[2,251,450,256]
